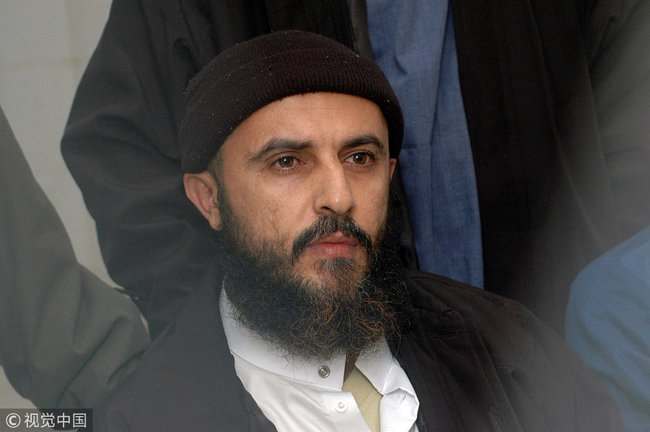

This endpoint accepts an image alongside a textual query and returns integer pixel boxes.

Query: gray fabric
[0,106,150,408]
[590,0,650,239]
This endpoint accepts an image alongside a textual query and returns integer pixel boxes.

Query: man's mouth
[305,232,361,257]
[291,216,372,262]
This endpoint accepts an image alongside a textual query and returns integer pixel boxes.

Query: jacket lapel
[129,266,276,431]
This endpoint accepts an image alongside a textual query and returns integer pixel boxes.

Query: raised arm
[0,106,150,408]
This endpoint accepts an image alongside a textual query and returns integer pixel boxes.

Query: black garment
[62,0,634,335]
[95,268,623,431]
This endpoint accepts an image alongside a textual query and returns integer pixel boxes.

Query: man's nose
[312,162,355,216]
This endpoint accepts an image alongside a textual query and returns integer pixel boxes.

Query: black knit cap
[180,30,403,173]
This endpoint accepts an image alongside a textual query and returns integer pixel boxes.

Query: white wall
[0,0,113,408]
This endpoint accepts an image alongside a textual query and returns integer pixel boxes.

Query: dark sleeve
[0,106,150,408]
[61,0,219,336]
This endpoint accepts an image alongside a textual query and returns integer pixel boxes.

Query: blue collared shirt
[367,0,483,287]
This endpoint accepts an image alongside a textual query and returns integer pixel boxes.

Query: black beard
[214,183,411,360]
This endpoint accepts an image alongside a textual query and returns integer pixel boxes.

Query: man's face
[213,92,395,288]
[184,92,406,359]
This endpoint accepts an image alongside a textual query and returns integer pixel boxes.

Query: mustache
[291,216,373,262]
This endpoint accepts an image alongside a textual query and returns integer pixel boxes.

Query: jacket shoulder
[401,269,624,432]
[404,269,533,321]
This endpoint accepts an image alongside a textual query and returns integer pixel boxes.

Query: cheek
[260,194,290,233]
[352,181,390,240]
[229,180,305,243]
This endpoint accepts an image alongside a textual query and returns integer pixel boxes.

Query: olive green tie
[342,367,382,432]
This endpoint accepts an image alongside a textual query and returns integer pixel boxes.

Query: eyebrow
[342,133,386,152]
[247,133,387,165]
[247,138,313,164]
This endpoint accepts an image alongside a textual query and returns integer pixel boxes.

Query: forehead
[219,92,389,158]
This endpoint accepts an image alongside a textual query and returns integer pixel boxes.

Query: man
[95,31,622,432]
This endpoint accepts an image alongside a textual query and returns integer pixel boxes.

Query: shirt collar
[220,287,404,395]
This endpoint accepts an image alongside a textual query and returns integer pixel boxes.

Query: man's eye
[273,156,296,168]
[347,152,374,165]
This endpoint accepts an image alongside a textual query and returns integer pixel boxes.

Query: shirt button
[318,365,330,378]
[336,401,348,413]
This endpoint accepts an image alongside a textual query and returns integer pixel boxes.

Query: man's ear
[183,171,222,230]
[389,158,397,180]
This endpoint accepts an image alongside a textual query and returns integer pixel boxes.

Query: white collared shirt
[220,290,420,432]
